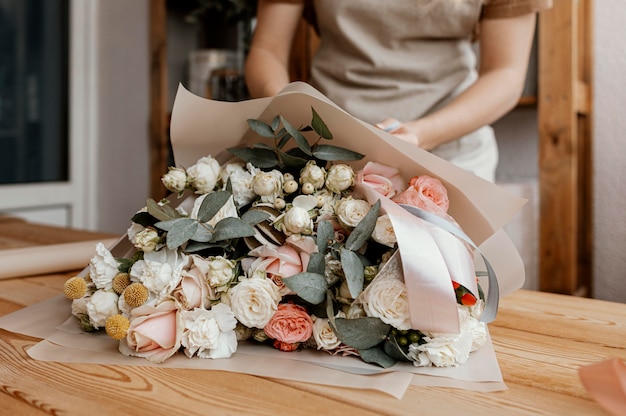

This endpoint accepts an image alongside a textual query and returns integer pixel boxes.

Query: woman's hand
[375,118,423,149]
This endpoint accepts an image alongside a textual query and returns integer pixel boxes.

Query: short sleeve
[482,0,553,19]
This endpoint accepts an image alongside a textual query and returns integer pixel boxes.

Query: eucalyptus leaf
[278,149,309,169]
[306,252,326,275]
[316,220,334,253]
[228,147,278,169]
[164,218,199,250]
[241,209,270,225]
[211,217,256,241]
[184,240,227,253]
[253,142,274,151]
[197,191,231,223]
[247,118,275,137]
[333,317,390,350]
[154,218,181,232]
[280,115,312,155]
[312,144,365,162]
[340,248,364,299]
[281,272,327,304]
[344,200,380,251]
[310,107,333,139]
[147,198,178,221]
[276,128,290,149]
[384,336,413,362]
[191,225,213,242]
[358,346,397,368]
[271,115,280,131]
[131,211,157,228]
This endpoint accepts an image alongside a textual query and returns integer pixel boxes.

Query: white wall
[91,0,151,234]
[592,1,626,302]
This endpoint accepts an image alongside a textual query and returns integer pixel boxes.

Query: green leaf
[191,225,213,242]
[333,317,390,350]
[280,115,312,156]
[270,115,280,131]
[345,200,380,251]
[316,220,334,253]
[306,252,326,275]
[281,272,327,304]
[184,240,227,253]
[131,211,157,228]
[340,248,364,298]
[164,218,198,250]
[197,191,231,223]
[310,107,333,139]
[147,198,178,221]
[358,346,397,368]
[312,144,364,162]
[247,118,275,137]
[241,209,270,226]
[383,336,413,362]
[116,257,135,274]
[228,147,278,169]
[278,149,308,169]
[211,217,256,241]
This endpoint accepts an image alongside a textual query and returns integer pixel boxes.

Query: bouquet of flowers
[62,84,517,371]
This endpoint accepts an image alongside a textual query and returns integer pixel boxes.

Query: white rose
[71,297,88,316]
[325,164,354,193]
[335,197,371,228]
[85,289,119,329]
[220,163,256,207]
[283,206,313,235]
[190,194,239,227]
[299,160,326,189]
[408,333,473,367]
[132,228,160,252]
[458,305,487,352]
[228,276,281,329]
[89,242,120,291]
[161,167,187,193]
[206,256,237,291]
[130,248,189,301]
[371,214,397,247]
[187,156,221,194]
[360,277,411,330]
[252,170,284,202]
[314,188,338,216]
[181,304,238,359]
[312,316,341,350]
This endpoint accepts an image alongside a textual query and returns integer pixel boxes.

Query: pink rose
[173,255,212,310]
[392,175,449,216]
[355,161,406,198]
[264,303,313,350]
[120,300,182,363]
[242,236,317,295]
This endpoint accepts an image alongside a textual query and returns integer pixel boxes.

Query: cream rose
[325,164,354,193]
[219,162,256,207]
[252,169,284,202]
[85,289,119,329]
[335,197,371,229]
[206,256,237,293]
[181,303,238,359]
[408,333,474,367]
[360,277,411,330]
[132,227,160,253]
[187,156,221,194]
[161,167,187,193]
[311,316,341,351]
[283,206,313,235]
[89,243,120,291]
[228,276,281,329]
[130,247,189,302]
[299,160,326,190]
[371,214,397,247]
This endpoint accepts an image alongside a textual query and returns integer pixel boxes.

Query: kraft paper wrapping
[0,238,118,280]
[0,82,528,398]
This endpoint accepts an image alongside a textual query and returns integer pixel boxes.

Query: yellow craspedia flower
[112,272,131,295]
[123,282,149,308]
[105,314,130,340]
[63,276,87,299]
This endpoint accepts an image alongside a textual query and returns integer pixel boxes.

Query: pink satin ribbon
[357,185,478,334]
[579,358,626,416]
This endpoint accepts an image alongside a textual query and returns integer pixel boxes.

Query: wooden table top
[0,221,624,415]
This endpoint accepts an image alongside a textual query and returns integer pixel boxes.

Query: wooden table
[0,223,624,415]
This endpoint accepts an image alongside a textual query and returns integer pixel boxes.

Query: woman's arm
[245,0,304,98]
[378,14,537,150]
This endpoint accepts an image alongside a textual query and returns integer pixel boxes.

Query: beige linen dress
[305,0,549,181]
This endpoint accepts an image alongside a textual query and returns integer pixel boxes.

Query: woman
[245,0,552,182]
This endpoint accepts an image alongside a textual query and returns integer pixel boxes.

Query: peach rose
[355,161,406,198]
[173,255,212,310]
[264,303,313,350]
[119,300,182,363]
[392,175,449,216]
